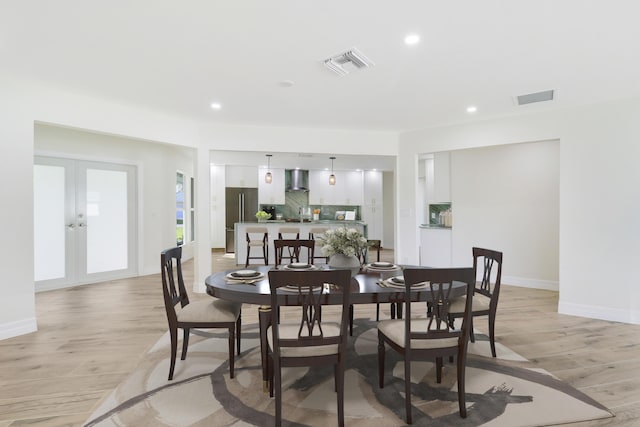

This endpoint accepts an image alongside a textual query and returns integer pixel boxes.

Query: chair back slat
[472,247,503,302]
[273,239,315,267]
[161,247,189,319]
[403,268,475,344]
[268,269,351,351]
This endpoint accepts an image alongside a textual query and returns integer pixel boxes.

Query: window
[176,172,185,246]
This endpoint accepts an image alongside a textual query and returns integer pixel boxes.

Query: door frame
[34,156,138,291]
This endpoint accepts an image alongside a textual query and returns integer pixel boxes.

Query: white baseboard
[558,301,640,325]
[0,317,37,340]
[502,275,559,291]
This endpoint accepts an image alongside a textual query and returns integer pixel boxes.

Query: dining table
[205,263,465,391]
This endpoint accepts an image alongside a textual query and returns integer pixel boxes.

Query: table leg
[258,305,272,392]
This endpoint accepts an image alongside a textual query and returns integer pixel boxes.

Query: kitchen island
[234,221,367,265]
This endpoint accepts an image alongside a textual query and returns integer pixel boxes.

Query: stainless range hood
[285,169,309,192]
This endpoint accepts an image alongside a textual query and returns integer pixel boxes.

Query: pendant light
[329,156,336,185]
[265,154,273,184]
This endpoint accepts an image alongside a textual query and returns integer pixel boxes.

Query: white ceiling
[3,1,640,133]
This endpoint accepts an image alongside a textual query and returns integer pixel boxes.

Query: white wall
[558,99,640,323]
[398,99,640,324]
[0,72,398,339]
[383,171,395,250]
[450,140,560,289]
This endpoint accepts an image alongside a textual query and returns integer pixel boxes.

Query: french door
[34,156,137,290]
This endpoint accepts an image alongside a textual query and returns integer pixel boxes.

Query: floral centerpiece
[317,227,367,276]
[255,210,272,221]
[318,227,367,256]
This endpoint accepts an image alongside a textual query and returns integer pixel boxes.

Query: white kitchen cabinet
[308,170,363,205]
[258,167,285,204]
[420,227,452,267]
[433,152,451,202]
[226,165,258,188]
[362,170,383,241]
[342,171,364,205]
[308,169,332,204]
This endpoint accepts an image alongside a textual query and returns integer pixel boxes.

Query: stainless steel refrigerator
[225,187,259,253]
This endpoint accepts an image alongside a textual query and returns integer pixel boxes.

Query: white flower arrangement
[317,227,367,257]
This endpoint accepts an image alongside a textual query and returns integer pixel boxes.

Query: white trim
[559,301,640,325]
[0,318,37,340]
[502,275,559,291]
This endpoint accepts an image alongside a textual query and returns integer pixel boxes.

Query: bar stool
[245,227,269,267]
[308,227,329,264]
[277,227,300,264]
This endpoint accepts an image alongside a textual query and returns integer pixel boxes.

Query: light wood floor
[1,249,639,426]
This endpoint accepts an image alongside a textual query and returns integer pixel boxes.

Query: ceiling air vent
[516,90,555,105]
[323,47,374,76]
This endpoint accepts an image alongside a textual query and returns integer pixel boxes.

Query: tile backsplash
[260,191,360,221]
[428,203,452,225]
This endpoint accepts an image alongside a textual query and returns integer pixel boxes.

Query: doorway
[34,156,137,290]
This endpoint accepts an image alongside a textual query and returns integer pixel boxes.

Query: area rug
[84,319,613,427]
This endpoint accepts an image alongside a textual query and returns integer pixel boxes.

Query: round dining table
[205,264,465,390]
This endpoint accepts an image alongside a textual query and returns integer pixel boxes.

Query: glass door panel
[85,168,129,274]
[34,156,137,290]
[34,163,67,282]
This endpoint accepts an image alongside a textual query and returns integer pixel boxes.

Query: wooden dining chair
[448,247,503,357]
[273,239,315,267]
[308,227,329,264]
[267,269,352,427]
[377,267,475,424]
[277,227,300,263]
[161,246,242,380]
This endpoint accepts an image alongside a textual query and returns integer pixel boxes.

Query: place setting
[281,262,319,271]
[224,269,265,284]
[364,261,401,272]
[377,275,430,289]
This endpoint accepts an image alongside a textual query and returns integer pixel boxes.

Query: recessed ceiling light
[404,34,420,45]
[466,106,477,113]
[210,102,222,110]
[278,80,295,88]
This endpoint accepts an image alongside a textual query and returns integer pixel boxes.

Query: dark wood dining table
[205,264,464,391]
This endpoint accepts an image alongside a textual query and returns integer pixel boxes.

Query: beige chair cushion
[449,293,491,314]
[248,240,266,246]
[278,227,300,234]
[246,227,267,233]
[378,319,459,349]
[268,322,341,357]
[177,298,241,323]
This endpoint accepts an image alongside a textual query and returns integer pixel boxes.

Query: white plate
[372,262,394,268]
[367,262,399,271]
[227,270,261,279]
[283,263,316,270]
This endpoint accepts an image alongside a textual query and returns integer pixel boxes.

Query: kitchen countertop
[244,220,367,225]
[420,224,452,229]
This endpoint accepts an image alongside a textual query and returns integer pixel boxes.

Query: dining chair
[448,247,503,357]
[277,227,300,263]
[308,227,329,264]
[267,269,352,427]
[377,267,475,424]
[273,239,315,267]
[357,239,382,265]
[161,246,242,380]
[245,227,269,267]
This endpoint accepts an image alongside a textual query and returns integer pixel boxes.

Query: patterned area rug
[85,319,613,426]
